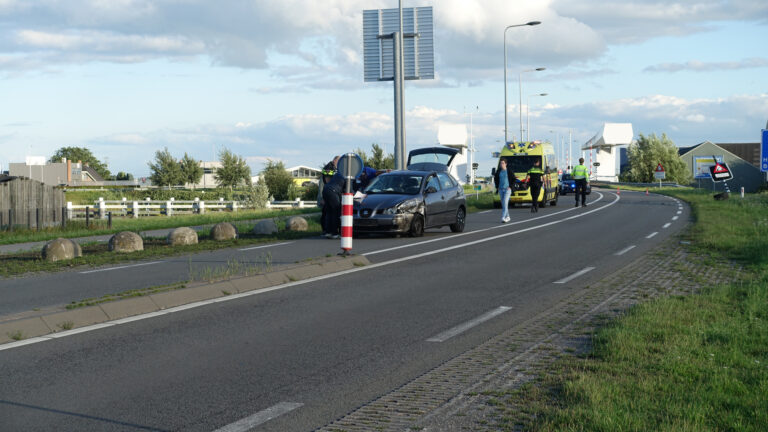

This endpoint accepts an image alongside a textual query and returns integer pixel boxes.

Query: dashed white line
[427,306,512,342]
[239,241,294,251]
[615,245,636,256]
[663,222,672,229]
[213,402,303,432]
[478,210,492,214]
[554,267,596,284]
[80,261,163,274]
[646,232,658,239]
[672,216,679,221]
[677,210,682,215]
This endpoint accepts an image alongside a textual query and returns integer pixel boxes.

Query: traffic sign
[655,163,665,172]
[709,160,733,181]
[337,153,363,179]
[761,129,768,172]
[654,162,665,180]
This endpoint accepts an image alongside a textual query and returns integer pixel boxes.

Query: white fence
[66,197,318,219]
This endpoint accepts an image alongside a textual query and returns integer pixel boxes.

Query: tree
[115,172,134,181]
[215,148,251,189]
[354,143,394,170]
[50,146,111,179]
[622,133,692,184]
[148,147,183,188]
[260,160,294,200]
[180,153,203,189]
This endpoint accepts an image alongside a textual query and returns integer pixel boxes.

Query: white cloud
[645,57,768,73]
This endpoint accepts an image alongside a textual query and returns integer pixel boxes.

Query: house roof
[678,141,761,168]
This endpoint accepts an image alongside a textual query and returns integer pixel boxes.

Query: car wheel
[551,189,558,206]
[539,190,548,208]
[409,214,424,237]
[450,207,466,232]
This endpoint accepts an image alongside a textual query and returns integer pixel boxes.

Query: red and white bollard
[645,188,649,196]
[617,187,620,196]
[340,192,353,253]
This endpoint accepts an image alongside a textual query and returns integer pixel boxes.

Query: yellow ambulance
[491,141,559,208]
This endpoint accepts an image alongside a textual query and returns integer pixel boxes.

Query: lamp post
[526,92,547,141]
[504,21,541,144]
[518,67,545,142]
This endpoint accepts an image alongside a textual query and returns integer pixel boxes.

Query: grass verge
[0,207,318,245]
[485,189,768,431]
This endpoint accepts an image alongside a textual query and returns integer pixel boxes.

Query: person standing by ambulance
[572,157,589,207]
[526,159,545,213]
[494,159,514,223]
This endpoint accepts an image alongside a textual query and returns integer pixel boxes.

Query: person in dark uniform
[526,159,545,213]
[317,161,336,236]
[322,156,344,239]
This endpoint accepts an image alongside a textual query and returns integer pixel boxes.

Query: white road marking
[677,211,682,215]
[615,245,636,256]
[427,306,512,342]
[239,241,294,251]
[478,210,492,214]
[1,193,623,352]
[646,232,658,239]
[554,267,596,284]
[80,261,163,274]
[672,216,679,221]
[363,192,607,256]
[663,222,672,229]
[213,402,303,432]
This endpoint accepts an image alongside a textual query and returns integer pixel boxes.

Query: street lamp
[526,92,547,141]
[519,67,545,142]
[504,21,541,144]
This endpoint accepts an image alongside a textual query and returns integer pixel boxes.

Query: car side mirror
[425,186,438,194]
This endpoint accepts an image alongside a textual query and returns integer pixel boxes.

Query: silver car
[353,148,466,237]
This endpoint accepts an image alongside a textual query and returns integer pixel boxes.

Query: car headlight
[383,199,420,215]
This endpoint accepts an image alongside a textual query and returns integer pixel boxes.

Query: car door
[437,172,463,224]
[423,174,445,227]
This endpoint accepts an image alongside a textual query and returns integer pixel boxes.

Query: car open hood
[406,147,459,172]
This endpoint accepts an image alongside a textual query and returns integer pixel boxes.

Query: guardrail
[65,197,319,220]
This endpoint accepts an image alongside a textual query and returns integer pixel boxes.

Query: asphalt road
[0,189,689,431]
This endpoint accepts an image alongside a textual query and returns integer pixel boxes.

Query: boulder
[211,222,238,241]
[284,216,308,232]
[42,238,82,262]
[167,227,198,246]
[253,219,278,235]
[109,231,144,253]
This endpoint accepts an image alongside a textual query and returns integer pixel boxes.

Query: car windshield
[364,174,424,195]
[562,174,572,180]
[500,156,542,173]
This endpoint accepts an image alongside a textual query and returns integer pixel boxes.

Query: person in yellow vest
[525,159,545,213]
[572,157,589,207]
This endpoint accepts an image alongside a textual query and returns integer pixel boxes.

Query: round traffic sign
[337,153,363,179]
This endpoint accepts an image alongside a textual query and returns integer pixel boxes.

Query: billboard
[693,155,723,179]
[363,7,434,81]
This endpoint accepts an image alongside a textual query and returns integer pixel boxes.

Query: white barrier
[66,197,318,219]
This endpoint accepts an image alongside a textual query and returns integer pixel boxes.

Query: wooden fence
[0,178,66,230]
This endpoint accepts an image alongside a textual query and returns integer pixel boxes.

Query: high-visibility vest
[572,164,588,180]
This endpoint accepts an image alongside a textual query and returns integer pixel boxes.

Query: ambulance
[491,141,559,208]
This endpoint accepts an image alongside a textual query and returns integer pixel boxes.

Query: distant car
[353,148,466,237]
[559,173,591,195]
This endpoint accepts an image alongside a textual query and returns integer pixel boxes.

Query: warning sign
[708,160,733,181]
[654,163,665,180]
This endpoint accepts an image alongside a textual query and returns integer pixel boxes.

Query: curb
[0,254,370,345]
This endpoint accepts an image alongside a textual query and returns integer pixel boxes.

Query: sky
[1,0,767,178]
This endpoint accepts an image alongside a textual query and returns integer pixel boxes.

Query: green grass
[0,217,323,277]
[0,207,318,245]
[487,190,768,431]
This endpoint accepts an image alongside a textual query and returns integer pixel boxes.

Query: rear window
[410,152,454,166]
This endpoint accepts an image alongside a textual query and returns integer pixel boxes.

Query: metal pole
[394,31,404,170]
[519,71,523,142]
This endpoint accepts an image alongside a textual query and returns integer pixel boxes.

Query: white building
[581,123,634,182]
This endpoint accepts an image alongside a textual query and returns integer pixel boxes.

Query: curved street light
[503,21,541,143]
[526,92,548,141]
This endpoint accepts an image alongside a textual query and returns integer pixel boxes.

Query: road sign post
[654,163,665,188]
[337,153,363,255]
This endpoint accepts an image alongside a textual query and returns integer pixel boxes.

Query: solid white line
[363,192,607,256]
[663,222,672,229]
[646,232,658,239]
[80,261,163,274]
[554,267,596,284]
[672,216,679,221]
[239,241,293,251]
[213,402,303,432]
[478,210,492,214]
[427,306,512,342]
[615,245,636,256]
[1,193,622,352]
